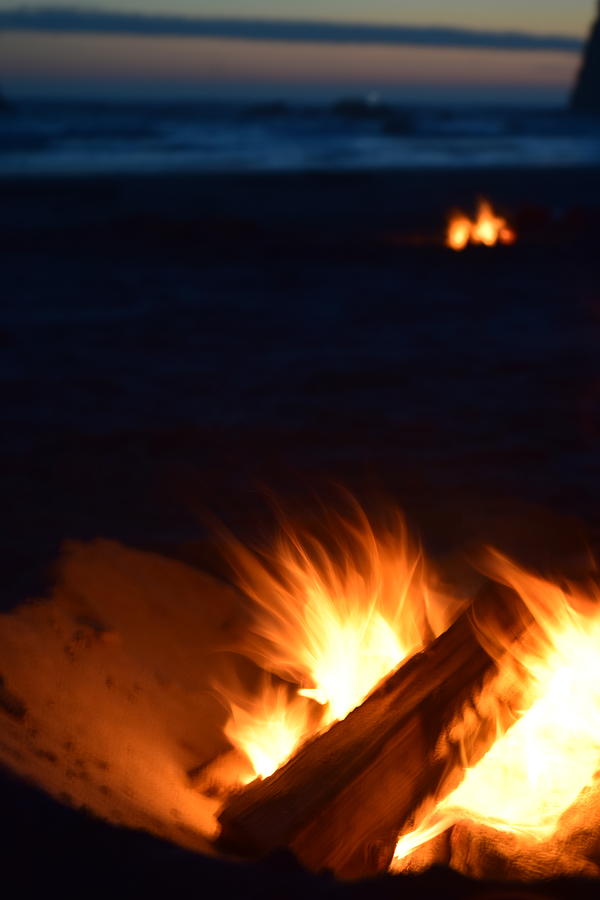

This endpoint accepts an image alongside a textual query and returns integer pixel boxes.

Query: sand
[2,167,600,602]
[2,166,600,893]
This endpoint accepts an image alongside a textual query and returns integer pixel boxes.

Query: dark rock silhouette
[572,2,600,113]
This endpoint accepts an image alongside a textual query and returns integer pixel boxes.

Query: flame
[447,200,516,251]
[446,214,472,252]
[215,504,458,783]
[213,505,600,872]
[223,679,316,781]
[393,552,600,866]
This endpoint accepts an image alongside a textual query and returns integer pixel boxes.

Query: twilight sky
[0,1,596,102]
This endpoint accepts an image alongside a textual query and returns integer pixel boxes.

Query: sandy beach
[2,165,600,893]
[2,166,600,602]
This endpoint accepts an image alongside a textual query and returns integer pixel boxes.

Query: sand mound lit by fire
[0,539,247,852]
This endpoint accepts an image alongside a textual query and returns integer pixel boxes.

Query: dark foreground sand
[2,166,600,598]
[2,167,600,895]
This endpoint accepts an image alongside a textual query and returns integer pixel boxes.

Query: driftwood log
[216,583,533,880]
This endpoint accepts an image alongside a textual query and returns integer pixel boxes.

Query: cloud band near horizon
[0,6,584,53]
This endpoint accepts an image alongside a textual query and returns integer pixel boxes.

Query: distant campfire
[446,199,517,251]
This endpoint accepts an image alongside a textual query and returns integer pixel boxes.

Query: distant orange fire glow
[447,200,516,251]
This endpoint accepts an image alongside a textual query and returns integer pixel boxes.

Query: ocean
[2,97,600,175]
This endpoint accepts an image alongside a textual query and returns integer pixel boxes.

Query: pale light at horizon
[0,32,579,103]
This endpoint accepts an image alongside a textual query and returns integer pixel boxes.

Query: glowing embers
[446,199,517,251]
[213,504,456,783]
[393,552,600,869]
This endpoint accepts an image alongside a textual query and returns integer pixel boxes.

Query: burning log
[216,583,532,880]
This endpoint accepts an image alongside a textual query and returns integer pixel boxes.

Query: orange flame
[215,504,459,783]
[223,679,316,781]
[447,200,516,251]
[446,214,472,252]
[213,506,600,873]
[393,551,600,866]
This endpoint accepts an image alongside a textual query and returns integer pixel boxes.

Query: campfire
[446,199,517,251]
[2,503,600,884]
[200,507,600,881]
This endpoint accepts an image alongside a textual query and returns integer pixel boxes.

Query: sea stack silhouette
[572,1,600,113]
